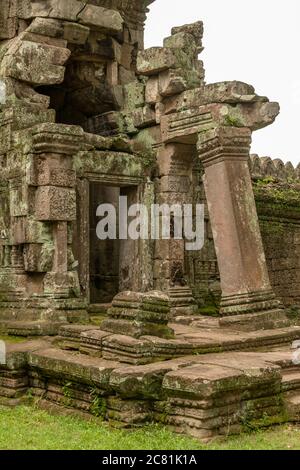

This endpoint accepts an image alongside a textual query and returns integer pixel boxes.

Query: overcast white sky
[145,0,300,165]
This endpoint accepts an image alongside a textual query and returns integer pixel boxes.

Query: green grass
[0,406,300,450]
[0,335,28,344]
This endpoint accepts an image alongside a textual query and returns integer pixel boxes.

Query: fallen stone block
[55,324,97,351]
[80,329,112,357]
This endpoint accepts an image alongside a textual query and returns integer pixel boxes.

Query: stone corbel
[161,100,280,145]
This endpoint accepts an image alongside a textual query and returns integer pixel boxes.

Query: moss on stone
[224,114,243,127]
[243,411,291,433]
[133,129,156,170]
[0,335,27,344]
[259,219,285,235]
[90,315,108,326]
[89,388,107,419]
[254,180,300,208]
[286,306,300,320]
[197,290,220,317]
[197,306,219,317]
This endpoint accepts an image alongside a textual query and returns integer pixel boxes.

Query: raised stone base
[0,298,89,336]
[101,334,195,365]
[169,287,198,317]
[158,356,283,440]
[1,308,300,442]
[220,290,283,316]
[54,325,98,349]
[0,321,67,336]
[101,291,174,340]
[219,309,291,332]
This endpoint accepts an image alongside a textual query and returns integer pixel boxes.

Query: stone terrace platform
[1,318,300,441]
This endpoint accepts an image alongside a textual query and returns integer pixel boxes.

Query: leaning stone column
[197,126,287,330]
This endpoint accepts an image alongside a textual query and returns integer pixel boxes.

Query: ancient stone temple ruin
[1,0,300,441]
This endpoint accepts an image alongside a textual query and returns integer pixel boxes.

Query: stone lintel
[161,101,280,144]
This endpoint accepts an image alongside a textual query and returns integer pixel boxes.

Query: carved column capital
[31,123,86,155]
[197,126,252,168]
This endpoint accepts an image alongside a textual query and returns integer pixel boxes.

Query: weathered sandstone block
[19,0,87,22]
[171,21,204,44]
[19,0,124,34]
[101,291,174,339]
[35,186,76,221]
[0,0,18,39]
[77,4,124,34]
[137,48,185,76]
[0,39,70,85]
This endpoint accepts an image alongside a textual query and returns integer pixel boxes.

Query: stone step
[0,321,65,336]
[219,309,291,332]
[87,304,111,315]
[28,347,119,387]
[54,324,97,350]
[281,369,300,392]
[175,323,300,353]
[284,392,300,421]
[54,321,300,359]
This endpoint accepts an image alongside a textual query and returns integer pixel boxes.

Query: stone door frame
[75,173,145,305]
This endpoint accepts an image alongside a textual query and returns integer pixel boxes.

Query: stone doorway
[75,181,143,308]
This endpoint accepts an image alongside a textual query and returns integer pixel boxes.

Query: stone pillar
[31,124,82,301]
[197,126,287,329]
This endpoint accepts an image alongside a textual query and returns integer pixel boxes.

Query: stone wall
[185,158,220,310]
[251,156,300,307]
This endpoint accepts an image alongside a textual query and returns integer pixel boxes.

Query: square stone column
[197,127,287,329]
[30,124,83,300]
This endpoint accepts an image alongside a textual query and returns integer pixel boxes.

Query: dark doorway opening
[89,182,120,304]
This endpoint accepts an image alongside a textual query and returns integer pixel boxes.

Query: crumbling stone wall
[251,156,300,307]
